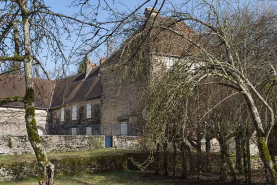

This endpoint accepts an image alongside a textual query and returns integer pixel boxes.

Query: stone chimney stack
[144,7,159,18]
[85,59,97,77]
[100,57,106,65]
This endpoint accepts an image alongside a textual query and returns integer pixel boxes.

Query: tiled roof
[50,66,101,108]
[0,75,55,109]
[0,66,101,109]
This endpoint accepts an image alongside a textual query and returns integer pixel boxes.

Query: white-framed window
[71,128,77,135]
[61,108,64,122]
[72,106,77,120]
[120,122,128,136]
[86,103,92,119]
[86,127,92,135]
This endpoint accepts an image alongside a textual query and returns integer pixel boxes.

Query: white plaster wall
[0,107,48,136]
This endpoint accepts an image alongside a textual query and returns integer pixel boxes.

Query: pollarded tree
[162,1,277,183]
[110,0,277,183]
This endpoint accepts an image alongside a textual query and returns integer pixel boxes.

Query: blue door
[105,136,112,148]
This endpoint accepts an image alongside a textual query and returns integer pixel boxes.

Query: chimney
[144,7,159,18]
[84,59,97,78]
[100,57,106,65]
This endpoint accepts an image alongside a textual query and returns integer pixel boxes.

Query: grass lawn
[0,171,173,185]
[0,148,139,164]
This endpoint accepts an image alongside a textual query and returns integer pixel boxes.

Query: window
[120,122,128,136]
[72,106,77,120]
[86,103,92,119]
[165,58,174,69]
[61,108,64,122]
[86,127,92,135]
[71,128,77,135]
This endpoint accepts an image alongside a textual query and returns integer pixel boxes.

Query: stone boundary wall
[0,135,105,155]
[0,135,143,155]
[113,136,142,150]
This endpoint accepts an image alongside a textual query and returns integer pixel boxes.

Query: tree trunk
[242,136,248,183]
[19,1,54,184]
[219,144,228,181]
[257,137,276,185]
[180,142,188,179]
[186,146,195,172]
[219,138,237,182]
[173,141,177,176]
[246,137,252,184]
[226,148,237,182]
[163,142,168,176]
[206,137,211,172]
[196,133,202,174]
[156,143,160,175]
[235,136,243,174]
[241,86,276,184]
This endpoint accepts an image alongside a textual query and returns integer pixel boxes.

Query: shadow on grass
[0,171,270,185]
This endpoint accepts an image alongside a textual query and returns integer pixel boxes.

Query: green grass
[0,149,139,164]
[0,171,172,185]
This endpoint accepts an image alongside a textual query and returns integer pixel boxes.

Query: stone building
[0,75,54,136]
[0,7,195,137]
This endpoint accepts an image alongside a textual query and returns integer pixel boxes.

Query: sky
[1,0,276,78]
[42,0,183,77]
[41,0,165,76]
[42,0,277,77]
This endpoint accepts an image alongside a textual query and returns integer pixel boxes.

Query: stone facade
[100,61,144,136]
[51,100,100,125]
[0,107,48,136]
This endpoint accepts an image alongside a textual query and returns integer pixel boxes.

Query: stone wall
[113,136,142,150]
[207,137,259,156]
[100,59,144,135]
[0,107,48,136]
[0,135,105,155]
[0,135,144,155]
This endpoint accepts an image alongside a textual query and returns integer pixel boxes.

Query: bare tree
[110,0,277,183]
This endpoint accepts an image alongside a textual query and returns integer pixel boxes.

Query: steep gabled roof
[0,75,55,109]
[50,66,101,108]
[0,66,101,109]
